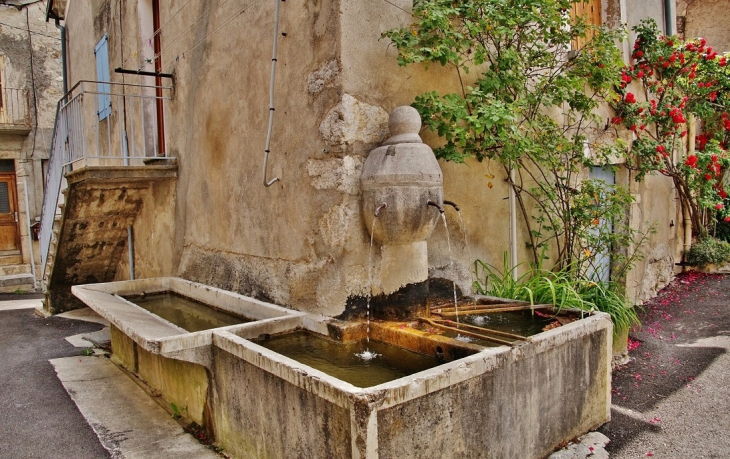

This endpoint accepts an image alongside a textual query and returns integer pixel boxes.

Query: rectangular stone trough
[210,311,613,459]
[71,277,302,425]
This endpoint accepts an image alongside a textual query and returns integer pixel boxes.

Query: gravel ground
[598,272,730,458]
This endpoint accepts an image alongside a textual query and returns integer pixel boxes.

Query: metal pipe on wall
[127,226,135,280]
[263,0,282,187]
[664,0,675,36]
[508,167,518,280]
[23,179,37,291]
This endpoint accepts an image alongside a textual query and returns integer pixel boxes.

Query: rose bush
[611,20,730,238]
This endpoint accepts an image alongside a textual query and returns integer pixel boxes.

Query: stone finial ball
[389,106,422,136]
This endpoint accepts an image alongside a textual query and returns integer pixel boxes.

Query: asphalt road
[599,272,730,458]
[0,304,110,459]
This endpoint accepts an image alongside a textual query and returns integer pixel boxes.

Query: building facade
[42,0,684,315]
[0,0,64,292]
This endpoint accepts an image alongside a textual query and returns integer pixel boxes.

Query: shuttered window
[94,34,112,120]
[571,0,602,50]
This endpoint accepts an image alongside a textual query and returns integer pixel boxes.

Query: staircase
[39,81,175,314]
[0,251,34,293]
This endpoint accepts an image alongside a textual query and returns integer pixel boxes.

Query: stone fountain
[361,106,443,309]
[70,106,612,459]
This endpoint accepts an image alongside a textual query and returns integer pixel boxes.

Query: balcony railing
[0,87,31,127]
[39,80,172,281]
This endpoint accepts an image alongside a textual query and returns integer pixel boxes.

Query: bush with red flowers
[611,20,730,239]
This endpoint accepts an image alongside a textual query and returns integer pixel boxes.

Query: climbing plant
[609,19,730,240]
[384,0,643,279]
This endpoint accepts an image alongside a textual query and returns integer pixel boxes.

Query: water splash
[355,349,381,361]
[471,315,486,326]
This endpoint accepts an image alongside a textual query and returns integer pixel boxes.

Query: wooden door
[0,173,20,252]
[571,0,602,50]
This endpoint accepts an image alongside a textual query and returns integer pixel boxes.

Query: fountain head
[361,106,444,297]
[427,200,445,214]
[361,107,443,246]
[443,200,460,212]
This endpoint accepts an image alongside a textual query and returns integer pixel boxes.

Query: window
[94,35,112,120]
[571,0,602,50]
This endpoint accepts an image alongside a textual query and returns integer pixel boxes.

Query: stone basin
[211,311,612,458]
[72,279,612,459]
[71,277,303,427]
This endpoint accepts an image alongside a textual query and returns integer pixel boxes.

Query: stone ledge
[66,164,177,186]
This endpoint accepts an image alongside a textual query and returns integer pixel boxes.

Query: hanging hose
[262,0,281,187]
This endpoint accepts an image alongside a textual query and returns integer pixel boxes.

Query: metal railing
[0,87,31,126]
[39,80,172,281]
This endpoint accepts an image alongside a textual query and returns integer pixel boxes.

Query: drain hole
[435,346,444,361]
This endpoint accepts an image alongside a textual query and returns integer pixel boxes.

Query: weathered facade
[0,0,64,292]
[43,0,683,316]
[677,0,730,52]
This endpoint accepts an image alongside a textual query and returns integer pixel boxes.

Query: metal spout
[427,200,444,213]
[443,200,460,212]
[374,203,387,217]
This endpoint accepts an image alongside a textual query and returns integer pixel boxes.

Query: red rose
[625,93,637,104]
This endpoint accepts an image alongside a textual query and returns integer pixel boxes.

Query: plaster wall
[678,0,730,52]
[626,0,673,40]
[62,0,681,316]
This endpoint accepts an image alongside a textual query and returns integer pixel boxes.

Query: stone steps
[0,263,32,277]
[0,252,23,266]
[0,273,36,293]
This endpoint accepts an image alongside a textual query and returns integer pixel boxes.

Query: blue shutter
[94,35,112,120]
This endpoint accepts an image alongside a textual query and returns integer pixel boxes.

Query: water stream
[355,216,380,361]
[440,213,471,342]
[455,210,474,283]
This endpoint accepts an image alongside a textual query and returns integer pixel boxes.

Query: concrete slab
[0,298,42,311]
[57,306,111,326]
[51,356,220,459]
[66,327,111,348]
